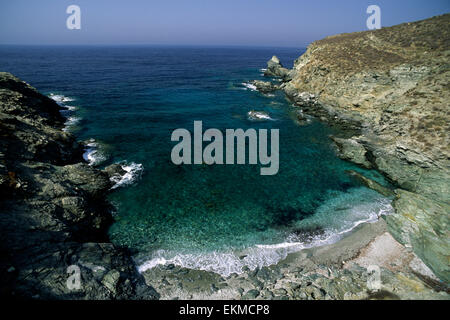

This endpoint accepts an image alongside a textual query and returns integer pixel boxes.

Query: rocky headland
[0,72,159,299]
[258,14,449,285]
[1,14,448,301]
[264,56,291,80]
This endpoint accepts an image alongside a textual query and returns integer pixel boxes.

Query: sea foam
[137,188,394,277]
[49,93,75,104]
[62,116,81,132]
[110,162,144,189]
[49,93,80,131]
[241,82,257,91]
[83,140,107,166]
[247,111,274,121]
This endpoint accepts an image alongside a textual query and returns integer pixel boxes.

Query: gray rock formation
[247,110,272,121]
[330,136,372,169]
[264,56,291,80]
[345,170,395,198]
[250,80,279,93]
[277,14,450,282]
[0,72,158,299]
[388,190,450,282]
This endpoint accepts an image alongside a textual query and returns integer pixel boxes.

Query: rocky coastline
[1,14,448,300]
[142,14,449,300]
[0,72,158,299]
[224,13,449,296]
[142,219,448,300]
[278,13,450,284]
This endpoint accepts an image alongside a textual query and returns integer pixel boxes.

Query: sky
[0,0,449,47]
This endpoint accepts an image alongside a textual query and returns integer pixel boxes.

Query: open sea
[0,45,393,276]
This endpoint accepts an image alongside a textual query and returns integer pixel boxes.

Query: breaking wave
[82,139,107,166]
[138,188,394,277]
[110,162,144,189]
[241,82,257,91]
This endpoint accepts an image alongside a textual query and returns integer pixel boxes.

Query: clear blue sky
[0,0,449,47]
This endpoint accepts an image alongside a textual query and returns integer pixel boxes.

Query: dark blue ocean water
[0,46,393,275]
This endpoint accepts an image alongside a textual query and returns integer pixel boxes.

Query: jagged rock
[102,270,121,294]
[330,136,372,169]
[247,110,272,121]
[277,14,450,282]
[287,90,318,108]
[103,163,127,183]
[0,72,158,299]
[273,288,287,296]
[264,56,291,80]
[346,170,394,197]
[386,190,450,282]
[242,289,260,299]
[104,163,126,178]
[294,110,311,126]
[260,289,274,299]
[250,80,279,93]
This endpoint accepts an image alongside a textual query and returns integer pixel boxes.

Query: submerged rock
[247,110,272,121]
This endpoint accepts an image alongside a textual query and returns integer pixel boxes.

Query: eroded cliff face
[277,14,449,282]
[0,72,158,299]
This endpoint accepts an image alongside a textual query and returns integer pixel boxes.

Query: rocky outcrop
[346,170,395,198]
[250,80,279,93]
[0,72,158,299]
[388,190,449,282]
[330,136,372,169]
[264,56,290,79]
[247,110,272,121]
[276,14,450,282]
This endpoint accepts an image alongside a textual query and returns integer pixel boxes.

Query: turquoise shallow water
[0,46,393,276]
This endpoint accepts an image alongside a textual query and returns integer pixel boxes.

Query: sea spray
[49,93,75,104]
[110,162,144,189]
[49,93,81,132]
[82,140,107,166]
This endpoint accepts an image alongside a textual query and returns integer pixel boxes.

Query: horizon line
[0,43,307,49]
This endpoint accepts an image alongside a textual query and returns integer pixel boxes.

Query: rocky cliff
[0,72,158,299]
[270,14,449,282]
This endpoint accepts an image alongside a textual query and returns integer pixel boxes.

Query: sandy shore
[143,217,449,300]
